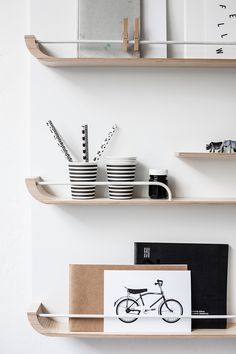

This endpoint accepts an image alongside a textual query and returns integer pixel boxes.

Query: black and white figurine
[223,140,236,153]
[206,141,224,153]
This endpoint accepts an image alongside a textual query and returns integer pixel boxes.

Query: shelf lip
[39,313,236,319]
[176,152,236,158]
[28,303,236,338]
[25,35,236,67]
[26,177,236,205]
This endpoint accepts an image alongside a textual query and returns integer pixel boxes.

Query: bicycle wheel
[159,299,183,323]
[116,298,140,323]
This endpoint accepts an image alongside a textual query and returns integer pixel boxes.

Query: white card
[184,0,206,58]
[104,270,191,333]
[141,0,167,58]
[167,0,185,58]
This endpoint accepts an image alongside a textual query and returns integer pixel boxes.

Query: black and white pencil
[46,120,73,162]
[93,124,118,162]
[82,124,89,162]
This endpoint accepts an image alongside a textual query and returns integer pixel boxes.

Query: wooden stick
[134,17,140,52]
[122,18,129,51]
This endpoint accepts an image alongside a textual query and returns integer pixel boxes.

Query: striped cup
[106,157,136,199]
[68,162,97,199]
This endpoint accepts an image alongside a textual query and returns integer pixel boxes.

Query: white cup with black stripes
[106,157,137,199]
[68,162,97,199]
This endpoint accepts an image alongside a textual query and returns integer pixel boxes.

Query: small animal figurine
[223,140,236,153]
[206,141,224,153]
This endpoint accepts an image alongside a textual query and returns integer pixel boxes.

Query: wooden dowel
[122,18,129,51]
[134,17,140,52]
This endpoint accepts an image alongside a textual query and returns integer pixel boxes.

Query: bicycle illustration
[114,279,183,324]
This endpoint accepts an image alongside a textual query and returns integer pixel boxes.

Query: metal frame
[38,40,236,46]
[37,180,173,200]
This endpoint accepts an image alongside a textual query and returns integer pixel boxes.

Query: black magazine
[134,242,229,329]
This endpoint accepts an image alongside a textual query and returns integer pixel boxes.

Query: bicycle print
[104,270,191,333]
[114,279,183,323]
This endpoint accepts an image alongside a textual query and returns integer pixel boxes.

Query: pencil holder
[106,157,136,199]
[68,162,97,199]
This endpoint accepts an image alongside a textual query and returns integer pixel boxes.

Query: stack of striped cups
[106,157,137,199]
[68,162,97,199]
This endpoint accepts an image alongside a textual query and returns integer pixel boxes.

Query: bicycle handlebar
[155,279,163,286]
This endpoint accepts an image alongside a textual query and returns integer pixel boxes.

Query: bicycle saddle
[127,288,147,294]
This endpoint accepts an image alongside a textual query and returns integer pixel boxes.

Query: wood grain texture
[25,35,236,67]
[134,17,140,52]
[122,18,129,51]
[25,177,236,205]
[176,152,236,158]
[28,303,236,338]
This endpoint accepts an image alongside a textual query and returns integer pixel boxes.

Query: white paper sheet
[167,0,185,58]
[141,0,167,58]
[104,270,191,333]
[184,0,206,58]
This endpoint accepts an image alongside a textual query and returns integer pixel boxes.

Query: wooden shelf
[26,177,236,205]
[176,152,236,158]
[28,303,236,338]
[25,35,236,68]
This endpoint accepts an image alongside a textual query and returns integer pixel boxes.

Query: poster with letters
[205,0,236,58]
[185,0,236,58]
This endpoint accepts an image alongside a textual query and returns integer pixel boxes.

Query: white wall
[0,0,33,353]
[2,0,236,353]
[30,2,236,354]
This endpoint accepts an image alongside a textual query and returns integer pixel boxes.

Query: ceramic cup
[68,162,97,199]
[106,157,136,199]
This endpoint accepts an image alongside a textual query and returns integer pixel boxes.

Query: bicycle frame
[115,282,183,324]
[135,292,166,310]
[114,283,167,313]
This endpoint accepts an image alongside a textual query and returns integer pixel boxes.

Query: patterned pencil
[93,124,118,162]
[46,120,73,162]
[82,124,89,162]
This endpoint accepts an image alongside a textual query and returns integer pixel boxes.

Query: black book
[134,242,229,329]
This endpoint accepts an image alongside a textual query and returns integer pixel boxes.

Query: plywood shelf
[176,152,236,158]
[25,35,236,68]
[28,303,236,338]
[26,177,236,205]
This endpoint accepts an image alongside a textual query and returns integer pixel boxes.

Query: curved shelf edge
[25,35,236,67]
[25,177,59,204]
[28,303,236,338]
[25,35,53,61]
[27,303,62,336]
